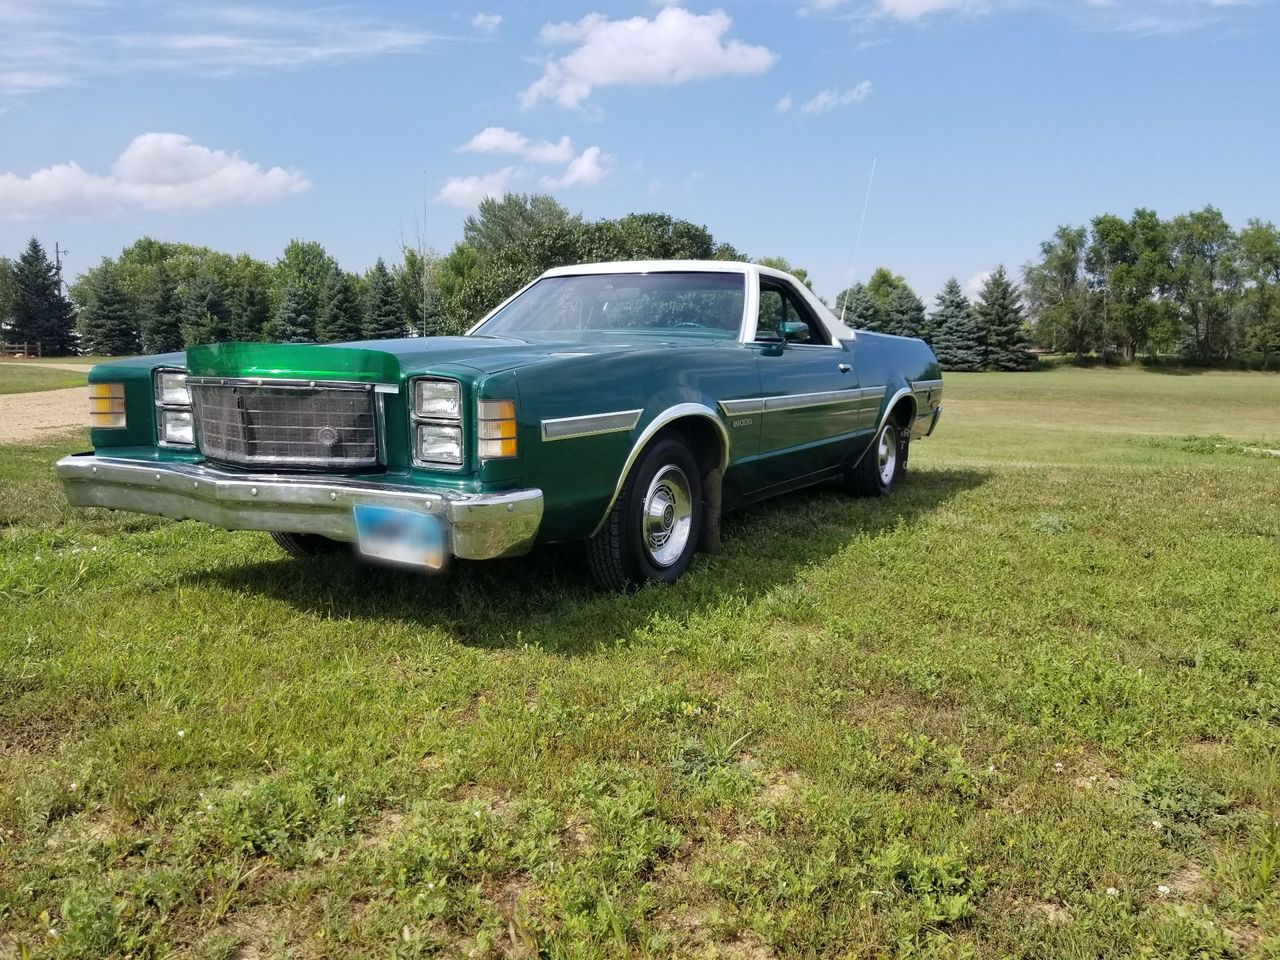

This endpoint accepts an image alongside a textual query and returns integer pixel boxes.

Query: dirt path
[0,360,97,373]
[0,387,87,443]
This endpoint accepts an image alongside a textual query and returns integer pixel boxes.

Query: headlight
[415,379,461,420]
[153,368,195,447]
[159,409,194,445]
[155,371,190,406]
[417,424,463,465]
[89,382,127,429]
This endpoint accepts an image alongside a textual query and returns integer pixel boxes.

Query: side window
[756,281,830,345]
[756,287,785,341]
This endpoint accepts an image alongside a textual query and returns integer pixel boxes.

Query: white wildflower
[335,794,345,807]
[1105,887,1119,897]
[986,765,996,774]
[1157,884,1170,896]
[1151,819,1163,829]
[68,782,77,792]
[48,928,59,938]
[1053,762,1065,773]
[176,729,185,738]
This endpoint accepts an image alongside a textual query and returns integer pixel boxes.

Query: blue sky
[2,0,1277,304]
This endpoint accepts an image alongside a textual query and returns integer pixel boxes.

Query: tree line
[834,266,1035,372]
[1022,206,1280,368]
[1,195,1275,371]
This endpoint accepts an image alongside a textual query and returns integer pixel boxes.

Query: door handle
[838,363,852,374]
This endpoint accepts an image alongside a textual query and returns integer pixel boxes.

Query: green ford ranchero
[56,261,943,588]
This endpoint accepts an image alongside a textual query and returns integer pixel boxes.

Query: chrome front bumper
[55,454,543,561]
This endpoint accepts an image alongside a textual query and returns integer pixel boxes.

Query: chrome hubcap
[642,464,693,567]
[877,424,897,486]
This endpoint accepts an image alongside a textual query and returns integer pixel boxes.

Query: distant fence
[0,342,43,358]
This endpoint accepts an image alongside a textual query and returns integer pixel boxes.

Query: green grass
[2,356,125,366]
[0,365,86,394]
[2,366,1278,958]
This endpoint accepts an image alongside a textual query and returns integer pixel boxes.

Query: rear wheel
[586,436,703,590]
[847,419,905,496]
[269,531,346,559]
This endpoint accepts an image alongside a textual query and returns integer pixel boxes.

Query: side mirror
[780,321,810,344]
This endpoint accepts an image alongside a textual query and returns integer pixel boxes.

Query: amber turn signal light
[89,382,127,429]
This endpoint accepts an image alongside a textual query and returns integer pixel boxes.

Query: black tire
[586,436,703,590]
[269,531,346,559]
[847,418,907,497]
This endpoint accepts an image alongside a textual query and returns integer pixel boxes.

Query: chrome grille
[190,379,379,470]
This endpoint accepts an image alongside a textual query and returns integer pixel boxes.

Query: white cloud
[541,146,612,188]
[963,269,991,299]
[434,167,519,208]
[0,133,310,220]
[800,81,873,114]
[472,12,503,33]
[802,0,1251,32]
[521,6,776,109]
[775,93,793,112]
[460,127,575,165]
[0,3,446,97]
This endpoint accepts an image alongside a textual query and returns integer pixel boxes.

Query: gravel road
[0,387,88,443]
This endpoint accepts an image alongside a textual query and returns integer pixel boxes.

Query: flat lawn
[1,366,1278,958]
[0,365,86,395]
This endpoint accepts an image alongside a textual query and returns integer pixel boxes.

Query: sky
[1,0,1278,305]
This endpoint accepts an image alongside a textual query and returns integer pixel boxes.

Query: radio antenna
[842,156,877,324]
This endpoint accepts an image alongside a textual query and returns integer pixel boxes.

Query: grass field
[0,365,87,395]
[1,366,1278,958]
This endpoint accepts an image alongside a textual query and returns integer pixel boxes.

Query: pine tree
[181,268,232,346]
[78,268,141,356]
[834,283,884,332]
[977,266,1035,370]
[362,259,406,340]
[931,278,985,372]
[885,285,929,340]
[316,271,364,343]
[265,285,315,343]
[139,262,182,353]
[10,238,78,355]
[229,273,271,342]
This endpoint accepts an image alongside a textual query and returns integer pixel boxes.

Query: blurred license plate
[353,504,445,569]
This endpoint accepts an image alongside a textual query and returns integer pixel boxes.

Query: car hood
[185,334,734,382]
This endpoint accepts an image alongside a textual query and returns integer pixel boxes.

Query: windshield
[472,272,746,339]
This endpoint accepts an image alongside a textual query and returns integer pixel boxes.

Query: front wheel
[269,531,347,559]
[586,436,703,590]
[846,420,905,496]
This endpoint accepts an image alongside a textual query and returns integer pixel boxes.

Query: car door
[751,278,862,488]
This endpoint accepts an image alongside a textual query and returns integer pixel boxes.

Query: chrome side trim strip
[718,398,766,417]
[912,378,943,392]
[591,403,730,537]
[722,387,877,418]
[764,388,862,412]
[541,408,643,442]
